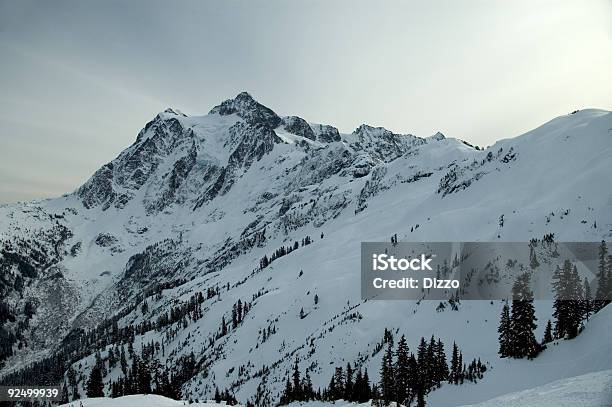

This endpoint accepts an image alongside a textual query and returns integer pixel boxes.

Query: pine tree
[282,378,293,404]
[352,369,363,402]
[344,363,353,401]
[510,273,539,358]
[542,319,554,344]
[426,335,437,390]
[394,335,410,405]
[333,366,344,400]
[86,365,104,398]
[303,370,314,400]
[449,342,459,385]
[363,369,371,402]
[221,316,228,336]
[458,351,464,384]
[435,338,449,386]
[416,337,430,394]
[292,358,302,401]
[583,277,593,321]
[327,376,336,401]
[497,301,511,357]
[553,260,583,339]
[594,241,609,312]
[380,342,395,404]
[120,345,127,374]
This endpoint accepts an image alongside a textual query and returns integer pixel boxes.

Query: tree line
[279,330,486,407]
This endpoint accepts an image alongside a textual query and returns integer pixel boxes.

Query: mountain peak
[235,91,255,101]
[209,91,281,128]
[429,131,446,141]
[162,108,187,117]
[354,124,392,135]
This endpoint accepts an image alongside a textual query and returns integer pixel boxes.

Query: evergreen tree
[542,319,554,344]
[221,316,228,336]
[553,260,583,339]
[426,335,437,390]
[449,342,459,385]
[435,338,449,386]
[416,337,430,394]
[344,363,353,401]
[352,369,363,402]
[458,351,464,384]
[594,241,609,311]
[327,376,336,401]
[362,369,371,402]
[120,345,127,375]
[86,365,104,398]
[333,366,344,400]
[510,273,539,358]
[303,370,314,400]
[583,277,593,321]
[407,353,418,402]
[282,378,293,404]
[394,335,410,404]
[380,342,395,404]
[292,358,302,400]
[497,301,511,357]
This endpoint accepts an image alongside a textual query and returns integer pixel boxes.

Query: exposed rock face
[147,141,198,213]
[78,112,197,211]
[350,124,424,163]
[227,122,281,169]
[282,116,316,140]
[312,123,341,143]
[78,163,116,210]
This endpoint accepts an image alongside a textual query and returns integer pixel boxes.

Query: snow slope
[428,303,612,406]
[457,370,612,407]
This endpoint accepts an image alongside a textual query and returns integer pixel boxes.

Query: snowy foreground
[61,369,612,407]
[456,370,612,407]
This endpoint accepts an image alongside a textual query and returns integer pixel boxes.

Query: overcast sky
[0,0,611,204]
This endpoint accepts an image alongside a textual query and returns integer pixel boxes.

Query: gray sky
[1,0,611,204]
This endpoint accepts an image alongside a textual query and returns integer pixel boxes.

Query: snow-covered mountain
[0,92,611,405]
